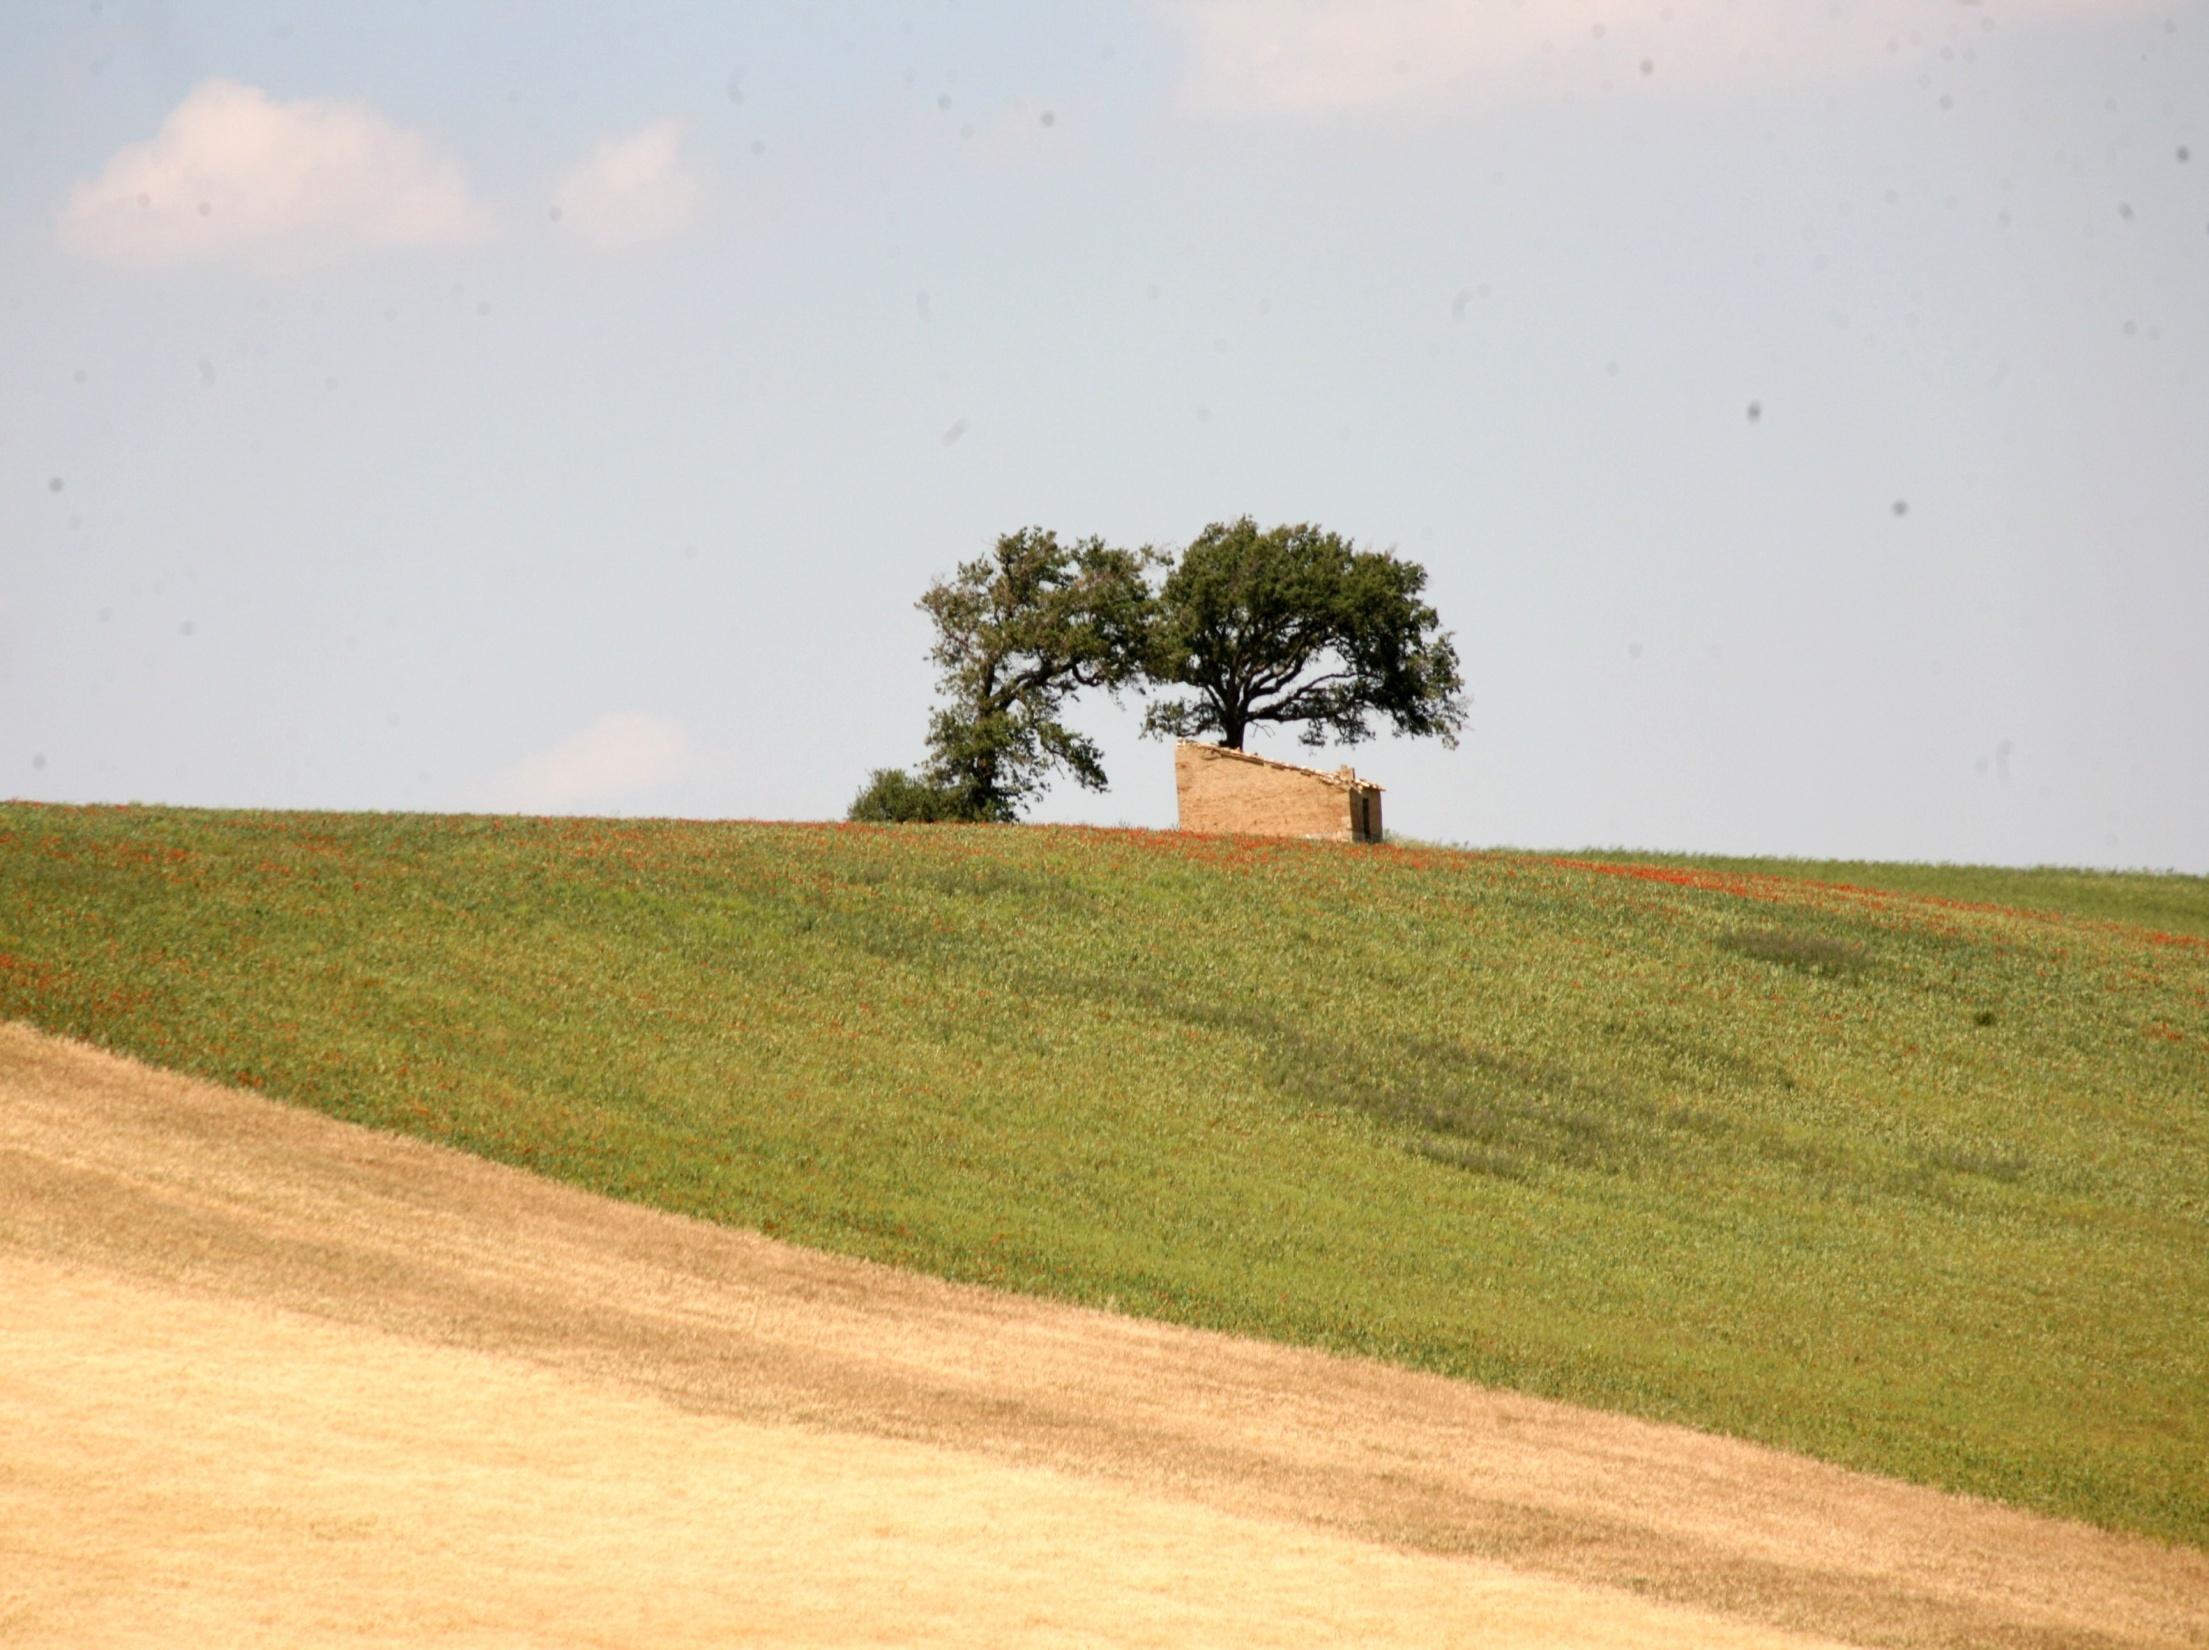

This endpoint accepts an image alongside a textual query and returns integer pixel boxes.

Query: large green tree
[859,527,1153,823]
[1141,517,1466,752]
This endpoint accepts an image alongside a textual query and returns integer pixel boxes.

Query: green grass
[1601,850,2209,940]
[3,804,2205,1546]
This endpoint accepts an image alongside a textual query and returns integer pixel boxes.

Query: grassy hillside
[2,804,2204,1545]
[1609,851,2209,941]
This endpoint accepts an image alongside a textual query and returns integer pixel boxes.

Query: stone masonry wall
[1175,743,1368,841]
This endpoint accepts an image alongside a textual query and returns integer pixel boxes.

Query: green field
[3,803,2204,1545]
[1603,851,2209,942]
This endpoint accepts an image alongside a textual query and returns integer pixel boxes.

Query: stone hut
[1173,741,1384,843]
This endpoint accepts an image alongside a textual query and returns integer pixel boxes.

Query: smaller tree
[861,527,1154,823]
[1142,518,1466,752]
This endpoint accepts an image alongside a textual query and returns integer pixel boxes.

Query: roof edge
[1174,740,1384,792]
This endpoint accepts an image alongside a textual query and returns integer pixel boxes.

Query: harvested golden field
[4,1024,2202,1649]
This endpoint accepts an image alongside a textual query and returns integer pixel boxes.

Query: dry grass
[4,1023,2204,1649]
[9,1262,1832,1650]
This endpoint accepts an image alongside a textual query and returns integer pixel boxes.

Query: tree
[890,527,1155,821]
[1141,518,1466,752]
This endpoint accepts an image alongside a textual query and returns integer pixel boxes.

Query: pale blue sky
[5,1,2204,868]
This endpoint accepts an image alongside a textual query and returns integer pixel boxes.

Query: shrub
[845,768,985,824]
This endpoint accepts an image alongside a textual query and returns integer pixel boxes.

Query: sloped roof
[1176,741,1383,793]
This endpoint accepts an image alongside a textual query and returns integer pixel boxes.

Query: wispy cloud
[1155,0,2165,115]
[489,713,690,813]
[548,121,704,251]
[58,80,490,270]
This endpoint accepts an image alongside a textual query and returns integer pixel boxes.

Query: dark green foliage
[904,527,1157,820]
[867,515,1467,811]
[845,768,985,824]
[1141,517,1467,751]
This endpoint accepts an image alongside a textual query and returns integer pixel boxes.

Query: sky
[4,0,2204,869]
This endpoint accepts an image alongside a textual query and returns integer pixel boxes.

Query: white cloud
[58,80,490,270]
[491,713,691,813]
[548,122,704,251]
[1155,0,2166,115]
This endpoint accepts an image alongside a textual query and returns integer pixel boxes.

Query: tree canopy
[1140,517,1466,752]
[852,517,1464,822]
[898,527,1154,821]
